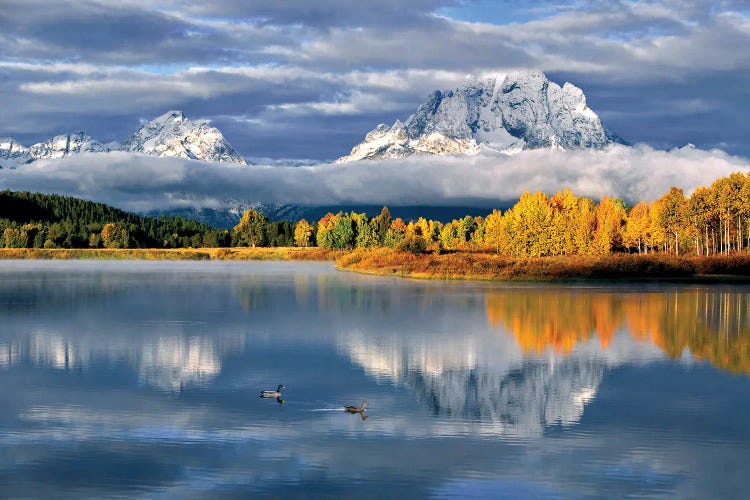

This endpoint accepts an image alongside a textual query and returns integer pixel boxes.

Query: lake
[1,260,749,498]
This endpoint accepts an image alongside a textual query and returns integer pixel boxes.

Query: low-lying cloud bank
[0,145,747,215]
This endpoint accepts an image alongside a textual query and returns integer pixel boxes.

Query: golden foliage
[485,287,750,375]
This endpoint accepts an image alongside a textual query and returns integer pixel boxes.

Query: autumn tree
[374,206,392,244]
[591,197,626,255]
[384,217,407,247]
[356,220,379,248]
[483,209,508,253]
[623,201,651,254]
[2,227,27,248]
[316,212,355,249]
[688,187,714,255]
[655,187,687,255]
[741,174,750,250]
[504,191,555,257]
[233,209,268,247]
[101,222,130,249]
[294,219,314,247]
[316,213,337,249]
[573,197,596,254]
[331,213,355,249]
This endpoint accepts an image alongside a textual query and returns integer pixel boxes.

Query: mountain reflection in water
[2,261,750,498]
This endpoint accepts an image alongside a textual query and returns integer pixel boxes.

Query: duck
[260,384,285,398]
[344,400,368,413]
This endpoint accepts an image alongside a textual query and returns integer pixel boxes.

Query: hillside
[0,190,229,248]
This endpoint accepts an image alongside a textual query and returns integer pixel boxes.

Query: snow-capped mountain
[0,138,32,168]
[28,132,109,160]
[1,132,108,168]
[0,110,249,168]
[337,71,626,162]
[122,111,248,165]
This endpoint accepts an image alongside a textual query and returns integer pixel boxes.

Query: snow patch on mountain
[337,71,626,162]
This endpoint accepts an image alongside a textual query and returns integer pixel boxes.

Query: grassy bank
[335,248,750,281]
[3,246,750,281]
[0,247,342,261]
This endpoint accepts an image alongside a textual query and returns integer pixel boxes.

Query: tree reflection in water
[486,288,750,375]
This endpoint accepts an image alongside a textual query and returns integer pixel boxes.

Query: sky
[2,0,750,162]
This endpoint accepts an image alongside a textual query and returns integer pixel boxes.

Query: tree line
[284,171,750,257]
[3,170,750,255]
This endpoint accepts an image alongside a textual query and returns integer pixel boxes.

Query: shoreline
[335,248,750,283]
[2,247,750,283]
[0,247,341,261]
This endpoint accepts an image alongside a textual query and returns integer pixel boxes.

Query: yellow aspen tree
[574,197,596,254]
[592,197,626,255]
[483,209,507,253]
[655,187,687,255]
[647,201,667,252]
[101,222,129,249]
[293,219,313,247]
[623,201,650,254]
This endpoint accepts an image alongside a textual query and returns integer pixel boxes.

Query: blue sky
[2,0,750,161]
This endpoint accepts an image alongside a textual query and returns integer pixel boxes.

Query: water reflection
[0,330,243,392]
[2,261,750,498]
[340,329,616,436]
[486,289,750,374]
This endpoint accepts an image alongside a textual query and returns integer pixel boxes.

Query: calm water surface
[1,260,750,499]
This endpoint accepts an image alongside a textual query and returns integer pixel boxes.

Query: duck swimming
[344,401,368,414]
[260,384,285,398]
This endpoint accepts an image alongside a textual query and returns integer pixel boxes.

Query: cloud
[1,146,747,214]
[2,1,750,160]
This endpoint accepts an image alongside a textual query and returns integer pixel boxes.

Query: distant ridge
[0,111,249,169]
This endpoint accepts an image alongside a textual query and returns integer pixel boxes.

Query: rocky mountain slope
[0,111,248,168]
[122,111,248,164]
[28,132,109,160]
[337,71,626,162]
[0,138,32,168]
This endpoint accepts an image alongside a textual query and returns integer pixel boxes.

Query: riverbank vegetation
[0,247,340,261]
[2,171,750,279]
[335,249,750,280]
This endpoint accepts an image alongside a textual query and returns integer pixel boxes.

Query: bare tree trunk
[712,229,716,255]
[738,216,742,252]
[705,226,709,255]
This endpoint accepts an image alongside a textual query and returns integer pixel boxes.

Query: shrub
[399,235,427,255]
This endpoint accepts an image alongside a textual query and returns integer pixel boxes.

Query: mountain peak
[123,111,248,165]
[154,110,186,123]
[28,131,109,160]
[337,70,626,162]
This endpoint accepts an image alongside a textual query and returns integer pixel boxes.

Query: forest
[2,170,750,256]
[303,171,750,257]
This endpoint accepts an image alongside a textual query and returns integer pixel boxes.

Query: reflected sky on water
[1,260,749,498]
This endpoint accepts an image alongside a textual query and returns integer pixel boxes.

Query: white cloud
[1,146,747,214]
